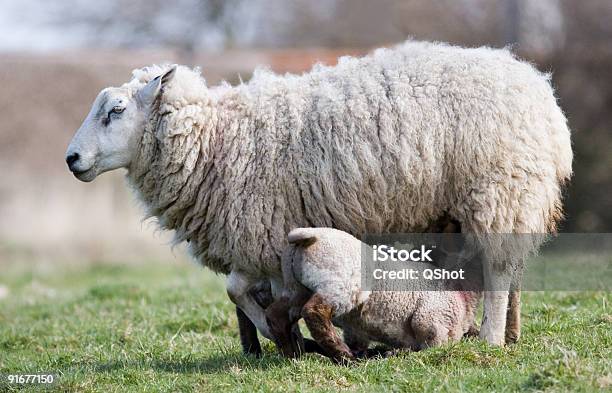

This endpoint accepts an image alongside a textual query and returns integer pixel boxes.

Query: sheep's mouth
[72,167,97,182]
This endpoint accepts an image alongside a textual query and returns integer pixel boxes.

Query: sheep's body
[124,40,571,345]
[267,228,480,360]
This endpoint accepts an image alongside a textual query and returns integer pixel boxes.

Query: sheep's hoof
[479,326,505,346]
[505,331,520,345]
[244,345,263,358]
[465,325,480,338]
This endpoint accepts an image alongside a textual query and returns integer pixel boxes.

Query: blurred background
[0,0,610,267]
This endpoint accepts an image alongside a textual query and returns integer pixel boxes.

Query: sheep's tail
[549,103,573,187]
[287,228,319,248]
[536,71,573,189]
[546,96,573,233]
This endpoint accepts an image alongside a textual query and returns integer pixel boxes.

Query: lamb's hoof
[350,346,391,359]
[379,348,408,358]
[332,352,356,366]
[304,338,327,356]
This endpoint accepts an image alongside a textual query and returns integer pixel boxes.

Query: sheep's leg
[465,323,480,338]
[226,271,273,341]
[504,262,523,344]
[479,261,511,346]
[505,289,521,344]
[236,306,262,356]
[302,293,354,363]
[235,278,277,356]
[480,293,509,346]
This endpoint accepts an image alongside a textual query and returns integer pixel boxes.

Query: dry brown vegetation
[1,0,611,265]
[0,48,363,264]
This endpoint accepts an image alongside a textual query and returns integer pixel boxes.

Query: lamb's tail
[287,228,319,248]
[282,229,319,299]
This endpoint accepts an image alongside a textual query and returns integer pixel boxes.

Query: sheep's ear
[160,65,177,86]
[137,66,177,108]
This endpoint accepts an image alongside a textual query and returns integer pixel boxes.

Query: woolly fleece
[125,40,572,276]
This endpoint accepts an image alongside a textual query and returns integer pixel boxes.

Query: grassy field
[0,260,610,392]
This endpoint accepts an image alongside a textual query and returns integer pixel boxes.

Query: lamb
[65,40,572,353]
[266,227,481,362]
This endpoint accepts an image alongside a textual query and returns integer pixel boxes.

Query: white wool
[127,64,209,103]
[126,40,572,276]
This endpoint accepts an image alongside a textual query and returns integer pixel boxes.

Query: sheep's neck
[129,100,217,226]
[127,95,250,273]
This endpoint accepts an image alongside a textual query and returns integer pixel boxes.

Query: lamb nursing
[66,40,572,353]
[266,227,481,362]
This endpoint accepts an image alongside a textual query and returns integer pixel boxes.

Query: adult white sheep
[65,40,572,353]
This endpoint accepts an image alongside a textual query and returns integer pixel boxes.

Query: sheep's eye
[103,106,125,126]
[111,106,125,114]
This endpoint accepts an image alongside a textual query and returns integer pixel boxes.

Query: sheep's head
[66,66,176,182]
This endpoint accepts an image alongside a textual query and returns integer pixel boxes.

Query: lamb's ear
[136,66,177,108]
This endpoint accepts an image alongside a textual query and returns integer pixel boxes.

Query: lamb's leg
[479,261,511,346]
[505,289,521,344]
[301,293,354,363]
[236,306,262,356]
[411,308,450,350]
[266,287,318,359]
[343,326,371,358]
[303,337,328,356]
[379,348,412,358]
[226,271,273,341]
[266,298,299,357]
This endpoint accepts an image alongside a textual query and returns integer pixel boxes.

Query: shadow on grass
[92,352,289,375]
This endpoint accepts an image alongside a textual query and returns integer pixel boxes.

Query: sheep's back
[214,41,570,273]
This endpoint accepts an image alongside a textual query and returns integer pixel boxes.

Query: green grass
[0,261,610,392]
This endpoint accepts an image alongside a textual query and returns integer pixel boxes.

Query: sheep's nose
[66,152,80,170]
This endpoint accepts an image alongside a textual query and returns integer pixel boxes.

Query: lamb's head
[65,66,176,182]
